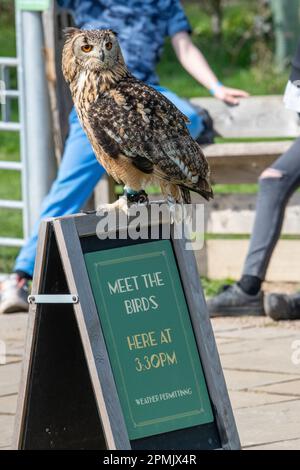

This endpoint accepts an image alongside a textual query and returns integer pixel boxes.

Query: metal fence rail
[0,54,25,249]
[0,161,22,171]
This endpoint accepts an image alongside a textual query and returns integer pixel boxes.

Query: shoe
[264,292,300,321]
[0,274,30,314]
[207,283,265,317]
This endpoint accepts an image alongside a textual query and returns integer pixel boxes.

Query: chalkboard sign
[85,240,214,440]
[13,210,240,450]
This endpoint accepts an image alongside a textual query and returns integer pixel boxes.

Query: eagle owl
[62,28,213,209]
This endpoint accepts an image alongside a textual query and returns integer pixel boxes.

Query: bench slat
[204,141,292,183]
[200,193,300,235]
[195,239,300,282]
[204,140,292,158]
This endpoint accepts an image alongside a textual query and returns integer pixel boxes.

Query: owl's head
[62,28,126,83]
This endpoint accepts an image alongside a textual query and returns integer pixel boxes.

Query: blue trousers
[15,86,204,276]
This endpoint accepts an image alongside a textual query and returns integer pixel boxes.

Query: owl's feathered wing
[88,76,213,202]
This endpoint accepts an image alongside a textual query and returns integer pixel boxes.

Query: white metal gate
[0,6,57,268]
[0,51,27,249]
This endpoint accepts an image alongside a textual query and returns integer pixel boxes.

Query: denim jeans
[14,86,204,276]
[243,137,300,280]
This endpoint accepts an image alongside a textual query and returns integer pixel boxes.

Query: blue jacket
[57,0,191,84]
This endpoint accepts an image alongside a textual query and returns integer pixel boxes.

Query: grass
[202,277,234,297]
[0,132,22,273]
[0,2,292,278]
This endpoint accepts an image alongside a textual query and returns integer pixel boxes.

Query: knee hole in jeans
[259,168,283,181]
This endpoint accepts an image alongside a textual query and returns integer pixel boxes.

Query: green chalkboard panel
[85,240,214,441]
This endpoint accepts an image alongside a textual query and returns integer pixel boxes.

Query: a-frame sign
[13,208,240,450]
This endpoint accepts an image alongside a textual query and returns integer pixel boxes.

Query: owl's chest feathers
[70,72,144,184]
[71,71,101,150]
[69,73,116,175]
[71,70,99,117]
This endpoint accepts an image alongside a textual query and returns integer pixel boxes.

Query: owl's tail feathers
[195,177,214,201]
[179,180,213,204]
[181,177,213,202]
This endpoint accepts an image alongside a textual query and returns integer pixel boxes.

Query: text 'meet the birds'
[84,240,213,440]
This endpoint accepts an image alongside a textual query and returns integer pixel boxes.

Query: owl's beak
[99,50,105,62]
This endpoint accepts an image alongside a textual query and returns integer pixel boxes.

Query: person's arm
[171,31,249,105]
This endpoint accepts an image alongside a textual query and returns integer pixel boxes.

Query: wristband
[209,81,223,96]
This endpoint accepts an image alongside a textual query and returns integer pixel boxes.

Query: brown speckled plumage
[62,28,213,203]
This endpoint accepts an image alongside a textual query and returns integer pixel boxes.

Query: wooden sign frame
[13,209,240,450]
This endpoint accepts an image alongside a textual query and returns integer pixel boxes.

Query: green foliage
[158,0,288,97]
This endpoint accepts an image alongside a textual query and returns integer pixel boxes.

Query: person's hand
[213,85,249,105]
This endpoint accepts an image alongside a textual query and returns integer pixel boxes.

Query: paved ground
[0,312,300,450]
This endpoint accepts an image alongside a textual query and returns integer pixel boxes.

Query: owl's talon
[97,195,129,216]
[167,198,185,225]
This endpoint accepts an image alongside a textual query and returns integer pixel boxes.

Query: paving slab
[228,390,298,410]
[0,415,14,447]
[214,337,240,345]
[217,339,275,356]
[219,338,300,376]
[0,363,22,397]
[234,400,300,447]
[255,379,300,397]
[0,394,18,415]
[247,438,300,450]
[223,368,299,391]
[0,314,28,342]
[0,356,22,366]
[0,383,19,398]
[212,316,300,334]
[215,326,300,341]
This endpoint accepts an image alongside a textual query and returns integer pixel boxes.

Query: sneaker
[207,283,265,317]
[0,274,30,314]
[264,292,300,321]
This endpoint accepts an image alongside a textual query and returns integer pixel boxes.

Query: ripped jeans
[243,137,300,280]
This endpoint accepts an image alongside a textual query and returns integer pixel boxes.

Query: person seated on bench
[208,40,300,321]
[0,0,248,314]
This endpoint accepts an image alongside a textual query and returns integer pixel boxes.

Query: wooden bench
[191,96,300,183]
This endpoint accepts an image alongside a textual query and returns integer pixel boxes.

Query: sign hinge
[28,294,79,304]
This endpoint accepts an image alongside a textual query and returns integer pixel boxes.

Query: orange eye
[81,44,93,53]
[105,41,112,50]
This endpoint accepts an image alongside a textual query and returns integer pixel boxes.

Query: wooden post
[42,2,74,163]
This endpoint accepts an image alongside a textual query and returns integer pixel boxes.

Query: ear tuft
[108,29,118,37]
[63,27,81,41]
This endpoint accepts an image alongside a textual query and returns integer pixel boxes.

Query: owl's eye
[81,44,93,53]
[105,42,113,50]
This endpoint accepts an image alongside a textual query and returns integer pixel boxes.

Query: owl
[62,28,213,211]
